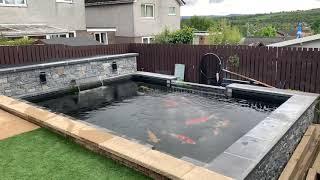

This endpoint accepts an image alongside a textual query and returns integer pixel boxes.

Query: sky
[181,0,320,16]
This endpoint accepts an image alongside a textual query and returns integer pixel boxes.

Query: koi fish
[164,99,178,108]
[170,133,196,144]
[147,129,160,144]
[185,116,209,125]
[185,114,217,125]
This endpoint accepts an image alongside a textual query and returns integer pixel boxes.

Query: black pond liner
[27,78,285,164]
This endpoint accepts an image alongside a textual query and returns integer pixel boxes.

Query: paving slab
[99,136,151,162]
[182,166,233,180]
[45,115,88,136]
[76,126,114,144]
[134,149,195,179]
[24,105,57,123]
[0,109,39,140]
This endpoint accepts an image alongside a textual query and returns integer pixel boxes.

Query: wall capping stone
[0,53,139,74]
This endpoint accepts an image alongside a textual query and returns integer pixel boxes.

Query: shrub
[0,37,35,46]
[208,19,242,45]
[154,27,194,44]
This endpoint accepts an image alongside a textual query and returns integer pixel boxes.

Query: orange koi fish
[170,133,196,144]
[185,114,217,125]
[185,116,209,125]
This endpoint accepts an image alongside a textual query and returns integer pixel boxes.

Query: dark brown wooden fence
[130,44,320,94]
[0,43,320,94]
[0,44,130,67]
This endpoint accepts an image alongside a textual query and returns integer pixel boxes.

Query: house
[0,0,87,39]
[268,34,320,48]
[85,0,185,44]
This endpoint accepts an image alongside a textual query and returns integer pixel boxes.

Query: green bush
[0,37,35,46]
[208,19,242,45]
[254,26,277,37]
[154,27,194,44]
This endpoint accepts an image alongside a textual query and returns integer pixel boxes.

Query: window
[94,32,108,44]
[68,32,75,38]
[169,7,176,15]
[141,4,154,18]
[0,0,26,6]
[46,33,69,39]
[142,37,154,44]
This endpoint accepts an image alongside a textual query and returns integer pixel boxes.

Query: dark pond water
[32,81,280,163]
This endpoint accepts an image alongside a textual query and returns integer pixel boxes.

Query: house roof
[0,24,68,37]
[37,37,102,46]
[85,0,185,6]
[242,37,295,46]
[268,34,320,47]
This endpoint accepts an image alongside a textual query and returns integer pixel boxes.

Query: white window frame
[56,0,73,3]
[0,0,27,7]
[46,33,70,39]
[141,4,155,19]
[94,32,108,45]
[142,37,154,44]
[168,7,176,16]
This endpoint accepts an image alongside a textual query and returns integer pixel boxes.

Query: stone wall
[246,103,316,180]
[0,54,138,97]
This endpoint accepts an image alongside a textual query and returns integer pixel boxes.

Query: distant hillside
[182,8,320,35]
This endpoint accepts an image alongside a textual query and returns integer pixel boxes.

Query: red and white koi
[170,133,196,144]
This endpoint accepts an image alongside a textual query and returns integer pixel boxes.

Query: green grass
[0,129,151,180]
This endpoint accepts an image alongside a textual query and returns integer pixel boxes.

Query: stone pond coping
[205,84,320,179]
[0,53,139,75]
[0,95,232,180]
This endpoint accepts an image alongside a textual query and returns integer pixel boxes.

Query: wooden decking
[280,125,320,180]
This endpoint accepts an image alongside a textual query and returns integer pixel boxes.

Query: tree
[208,19,242,45]
[181,16,215,31]
[254,26,277,37]
[311,19,320,34]
[154,27,194,44]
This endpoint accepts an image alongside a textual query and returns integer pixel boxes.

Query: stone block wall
[0,54,138,97]
[246,103,316,180]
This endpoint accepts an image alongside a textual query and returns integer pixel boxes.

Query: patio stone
[24,106,57,123]
[134,150,195,179]
[76,126,114,144]
[182,166,233,180]
[0,95,16,105]
[99,136,151,162]
[0,109,39,140]
[45,116,87,136]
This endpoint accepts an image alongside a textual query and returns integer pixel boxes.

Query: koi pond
[31,79,282,163]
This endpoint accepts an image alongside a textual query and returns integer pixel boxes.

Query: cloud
[184,0,198,6]
[209,0,224,3]
[181,0,320,16]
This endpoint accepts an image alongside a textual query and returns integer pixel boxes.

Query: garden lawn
[0,128,151,180]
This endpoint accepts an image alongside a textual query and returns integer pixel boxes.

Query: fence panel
[0,43,319,94]
[0,44,130,66]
